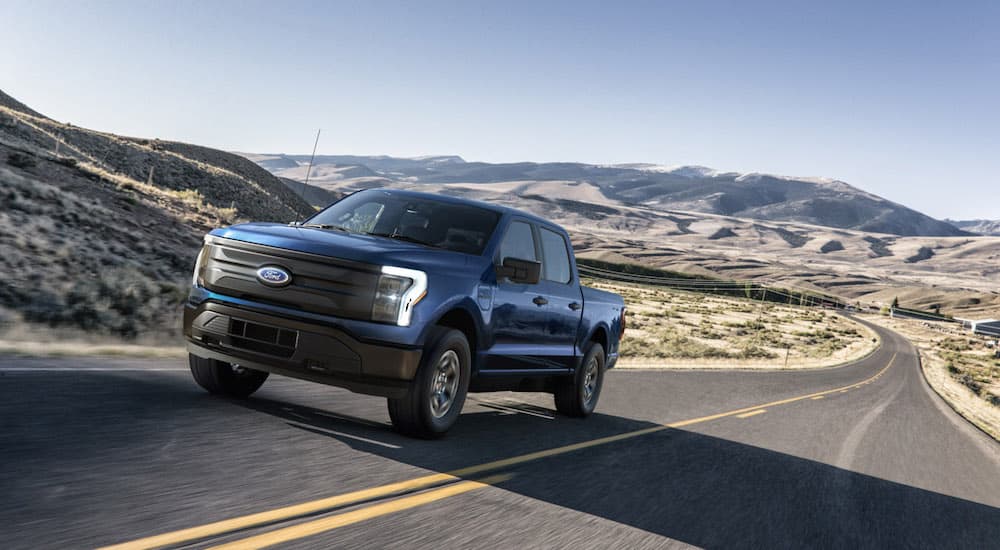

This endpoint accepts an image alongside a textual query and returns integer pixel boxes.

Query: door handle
[532,296,548,306]
[568,302,581,311]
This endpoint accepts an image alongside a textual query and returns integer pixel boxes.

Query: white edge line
[285,421,401,449]
[312,410,393,428]
[477,401,555,420]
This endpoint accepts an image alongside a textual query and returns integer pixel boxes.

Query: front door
[486,220,581,371]
[487,219,556,371]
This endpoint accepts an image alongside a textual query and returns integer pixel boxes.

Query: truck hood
[211,223,474,271]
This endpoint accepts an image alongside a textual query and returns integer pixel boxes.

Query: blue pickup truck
[184,189,626,437]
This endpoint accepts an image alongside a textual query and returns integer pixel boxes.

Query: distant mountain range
[244,153,968,238]
[945,219,1000,236]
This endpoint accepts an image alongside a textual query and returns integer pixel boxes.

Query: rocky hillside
[947,219,1000,236]
[0,89,45,118]
[0,90,312,338]
[246,153,966,237]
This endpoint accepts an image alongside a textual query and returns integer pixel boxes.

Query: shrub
[958,373,982,394]
[699,328,725,340]
[17,267,187,338]
[6,152,36,169]
[736,344,777,359]
[0,306,16,330]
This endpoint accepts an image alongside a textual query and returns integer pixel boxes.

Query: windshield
[305,190,501,255]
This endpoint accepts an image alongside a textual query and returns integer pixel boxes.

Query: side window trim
[529,222,543,265]
[537,224,574,285]
[496,217,541,265]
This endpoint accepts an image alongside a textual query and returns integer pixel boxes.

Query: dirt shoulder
[862,314,1000,441]
[0,322,185,359]
[0,339,185,359]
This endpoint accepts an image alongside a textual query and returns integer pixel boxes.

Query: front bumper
[184,301,422,398]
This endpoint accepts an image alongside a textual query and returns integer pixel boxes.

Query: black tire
[189,354,269,398]
[387,328,471,438]
[555,342,605,417]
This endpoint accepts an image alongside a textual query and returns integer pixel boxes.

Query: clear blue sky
[3,0,997,219]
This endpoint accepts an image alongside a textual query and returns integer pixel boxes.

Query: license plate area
[228,318,298,358]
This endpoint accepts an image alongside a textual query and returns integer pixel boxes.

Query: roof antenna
[295,128,321,225]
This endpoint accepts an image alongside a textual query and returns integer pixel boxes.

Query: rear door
[532,224,584,369]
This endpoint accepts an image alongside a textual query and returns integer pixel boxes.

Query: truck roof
[373,188,565,233]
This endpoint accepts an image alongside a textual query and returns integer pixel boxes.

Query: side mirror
[497,257,541,285]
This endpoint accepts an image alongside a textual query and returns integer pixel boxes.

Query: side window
[539,227,572,283]
[499,221,536,263]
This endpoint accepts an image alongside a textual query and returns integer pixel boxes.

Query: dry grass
[863,314,1000,440]
[588,279,879,370]
[72,161,239,224]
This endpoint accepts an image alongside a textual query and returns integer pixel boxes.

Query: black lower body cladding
[184,301,422,398]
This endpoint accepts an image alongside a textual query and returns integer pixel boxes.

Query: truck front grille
[201,239,381,321]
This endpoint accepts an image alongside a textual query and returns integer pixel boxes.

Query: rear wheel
[554,342,605,417]
[388,328,471,438]
[189,354,269,398]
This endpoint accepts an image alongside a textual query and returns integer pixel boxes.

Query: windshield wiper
[300,223,351,233]
[368,232,442,249]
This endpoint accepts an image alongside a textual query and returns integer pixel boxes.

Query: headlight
[191,237,213,287]
[371,266,427,326]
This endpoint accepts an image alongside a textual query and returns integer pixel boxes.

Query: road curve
[1,319,998,549]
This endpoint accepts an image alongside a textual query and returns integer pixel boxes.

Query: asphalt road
[2,319,999,549]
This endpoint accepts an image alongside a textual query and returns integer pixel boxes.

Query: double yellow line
[101,353,897,550]
[209,474,512,550]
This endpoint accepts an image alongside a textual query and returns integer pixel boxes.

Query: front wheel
[554,343,605,417]
[388,328,471,438]
[189,354,269,398]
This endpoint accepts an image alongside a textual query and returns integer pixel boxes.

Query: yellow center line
[811,396,825,400]
[735,409,767,419]
[101,352,897,550]
[96,473,459,550]
[208,474,512,550]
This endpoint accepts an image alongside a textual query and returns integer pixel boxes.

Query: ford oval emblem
[256,266,292,287]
